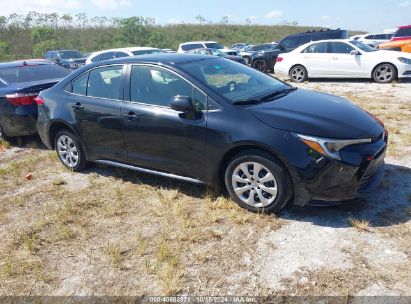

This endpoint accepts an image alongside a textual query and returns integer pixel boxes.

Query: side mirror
[350,50,360,55]
[169,96,194,113]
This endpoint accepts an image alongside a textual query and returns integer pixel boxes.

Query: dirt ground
[0,78,410,297]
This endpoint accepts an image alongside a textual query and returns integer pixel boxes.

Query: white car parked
[177,41,239,55]
[85,47,164,64]
[355,33,394,48]
[274,39,411,83]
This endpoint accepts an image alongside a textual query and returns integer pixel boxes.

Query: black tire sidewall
[290,65,307,83]
[224,150,292,214]
[373,64,397,83]
[55,130,88,172]
[253,60,267,73]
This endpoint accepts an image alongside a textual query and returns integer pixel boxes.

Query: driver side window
[130,65,206,110]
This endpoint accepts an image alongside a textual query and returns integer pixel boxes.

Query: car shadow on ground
[282,163,411,228]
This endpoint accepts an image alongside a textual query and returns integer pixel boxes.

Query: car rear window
[394,27,411,37]
[181,44,203,51]
[0,64,70,84]
[131,49,164,55]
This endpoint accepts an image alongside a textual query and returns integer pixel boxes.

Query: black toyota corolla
[36,54,387,213]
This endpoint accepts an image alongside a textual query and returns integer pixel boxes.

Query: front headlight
[398,57,411,65]
[296,134,372,160]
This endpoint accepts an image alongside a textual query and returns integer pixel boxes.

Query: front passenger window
[87,65,123,99]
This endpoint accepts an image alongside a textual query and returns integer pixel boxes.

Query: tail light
[5,93,38,106]
[276,57,284,63]
[35,96,44,105]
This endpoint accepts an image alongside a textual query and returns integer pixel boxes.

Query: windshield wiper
[260,86,297,101]
[232,99,262,105]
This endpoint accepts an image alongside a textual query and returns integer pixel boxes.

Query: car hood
[247,89,382,139]
[367,50,411,59]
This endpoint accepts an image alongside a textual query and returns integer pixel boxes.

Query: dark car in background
[240,44,277,64]
[252,28,348,72]
[0,60,70,141]
[188,48,246,64]
[45,50,87,70]
[36,54,387,213]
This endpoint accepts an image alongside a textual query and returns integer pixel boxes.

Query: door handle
[125,111,136,120]
[331,57,339,60]
[72,102,84,110]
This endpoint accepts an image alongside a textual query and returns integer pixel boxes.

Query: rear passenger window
[87,65,123,99]
[303,42,328,53]
[116,52,129,58]
[72,72,89,95]
[100,52,116,61]
[181,44,203,51]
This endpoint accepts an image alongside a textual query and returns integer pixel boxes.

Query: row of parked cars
[0,25,395,213]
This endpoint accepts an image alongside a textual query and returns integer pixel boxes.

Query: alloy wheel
[231,161,278,208]
[375,64,394,82]
[291,67,305,82]
[57,134,79,168]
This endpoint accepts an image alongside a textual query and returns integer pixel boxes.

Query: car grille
[358,147,386,190]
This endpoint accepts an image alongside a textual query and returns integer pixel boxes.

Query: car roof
[285,28,345,38]
[90,53,213,67]
[399,24,411,29]
[89,47,160,57]
[179,41,217,45]
[0,59,52,68]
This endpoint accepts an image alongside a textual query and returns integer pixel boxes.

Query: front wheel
[372,63,397,83]
[55,130,88,171]
[289,65,308,83]
[224,150,292,213]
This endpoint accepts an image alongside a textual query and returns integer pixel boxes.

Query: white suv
[85,47,164,64]
[177,41,239,55]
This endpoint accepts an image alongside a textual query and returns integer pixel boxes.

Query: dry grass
[348,218,371,232]
[0,145,283,296]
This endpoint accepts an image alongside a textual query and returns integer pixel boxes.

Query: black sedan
[188,48,246,64]
[0,60,70,141]
[36,54,387,213]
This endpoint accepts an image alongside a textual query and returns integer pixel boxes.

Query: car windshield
[0,64,70,84]
[58,50,83,59]
[132,49,164,55]
[350,40,377,52]
[209,49,225,56]
[179,58,289,103]
[205,43,224,49]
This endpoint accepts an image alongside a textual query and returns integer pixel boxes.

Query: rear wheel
[253,59,268,73]
[55,130,88,171]
[224,150,292,213]
[372,63,397,83]
[289,65,308,83]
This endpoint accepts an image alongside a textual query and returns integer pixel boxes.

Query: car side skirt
[95,160,205,185]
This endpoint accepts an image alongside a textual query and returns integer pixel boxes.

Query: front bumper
[289,131,387,206]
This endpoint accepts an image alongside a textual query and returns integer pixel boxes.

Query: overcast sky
[1,0,410,32]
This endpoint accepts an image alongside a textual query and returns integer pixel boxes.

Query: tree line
[0,12,362,61]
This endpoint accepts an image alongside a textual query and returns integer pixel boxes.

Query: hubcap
[231,161,278,208]
[291,68,305,82]
[375,65,393,82]
[57,135,79,168]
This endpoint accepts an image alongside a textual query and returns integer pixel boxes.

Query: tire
[224,149,292,214]
[372,63,397,83]
[253,59,268,73]
[289,65,308,83]
[55,130,88,171]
